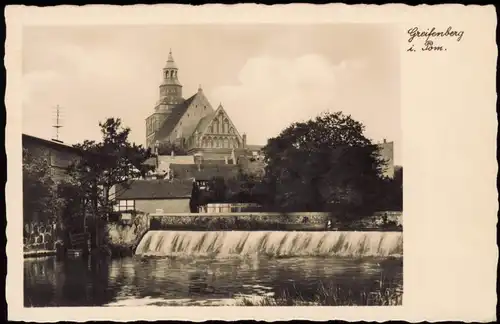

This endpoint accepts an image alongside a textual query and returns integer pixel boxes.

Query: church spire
[165,48,178,69]
[159,48,183,106]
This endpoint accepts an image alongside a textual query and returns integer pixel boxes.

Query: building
[377,139,395,178]
[143,154,195,180]
[169,162,240,190]
[113,179,194,214]
[145,50,263,163]
[22,134,83,183]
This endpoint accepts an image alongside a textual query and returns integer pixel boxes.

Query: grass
[235,279,403,306]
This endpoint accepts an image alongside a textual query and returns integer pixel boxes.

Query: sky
[22,24,401,164]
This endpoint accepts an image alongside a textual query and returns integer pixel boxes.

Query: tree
[53,179,85,244]
[68,118,153,247]
[225,165,269,205]
[22,148,58,225]
[210,176,228,203]
[261,112,386,220]
[376,166,403,211]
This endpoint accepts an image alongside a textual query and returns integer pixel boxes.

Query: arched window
[223,138,229,148]
[213,121,218,134]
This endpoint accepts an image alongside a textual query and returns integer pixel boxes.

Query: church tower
[158,49,183,107]
[146,50,185,148]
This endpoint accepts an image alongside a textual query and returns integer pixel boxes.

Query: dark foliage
[259,112,388,221]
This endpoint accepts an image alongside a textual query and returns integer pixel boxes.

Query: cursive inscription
[407,26,464,52]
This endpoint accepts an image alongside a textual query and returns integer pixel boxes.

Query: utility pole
[52,105,63,142]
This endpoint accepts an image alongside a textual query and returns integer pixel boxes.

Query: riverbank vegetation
[236,287,402,306]
[236,278,402,306]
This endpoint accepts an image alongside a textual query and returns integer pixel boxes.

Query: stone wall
[24,221,59,252]
[148,211,403,232]
[149,212,330,231]
[105,212,150,256]
[338,211,402,230]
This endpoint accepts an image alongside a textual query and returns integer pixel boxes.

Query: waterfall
[135,231,403,258]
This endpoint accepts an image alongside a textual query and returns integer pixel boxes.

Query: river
[24,254,402,306]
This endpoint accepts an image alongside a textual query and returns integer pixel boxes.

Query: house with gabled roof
[113,179,194,214]
[145,49,263,163]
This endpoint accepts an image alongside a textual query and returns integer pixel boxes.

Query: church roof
[192,104,244,142]
[153,93,198,142]
[192,112,215,135]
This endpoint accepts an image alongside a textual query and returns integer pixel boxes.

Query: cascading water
[135,231,403,258]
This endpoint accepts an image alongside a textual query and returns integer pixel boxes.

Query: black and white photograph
[21,23,403,307]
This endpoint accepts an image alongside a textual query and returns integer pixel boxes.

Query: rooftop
[114,179,193,200]
[170,163,240,181]
[22,133,83,154]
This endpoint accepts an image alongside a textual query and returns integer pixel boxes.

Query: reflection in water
[24,255,402,307]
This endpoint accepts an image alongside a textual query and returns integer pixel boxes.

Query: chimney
[383,138,387,144]
[194,153,203,171]
[242,133,247,148]
[154,141,159,156]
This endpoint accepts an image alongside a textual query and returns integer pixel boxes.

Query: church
[145,50,263,163]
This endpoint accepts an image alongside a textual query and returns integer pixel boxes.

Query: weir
[135,231,403,258]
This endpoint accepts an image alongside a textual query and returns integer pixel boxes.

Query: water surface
[24,255,402,306]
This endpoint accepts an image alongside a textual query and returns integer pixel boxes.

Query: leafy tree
[68,118,153,246]
[226,165,269,205]
[210,176,228,203]
[54,179,86,243]
[376,166,403,211]
[261,112,386,221]
[22,148,57,225]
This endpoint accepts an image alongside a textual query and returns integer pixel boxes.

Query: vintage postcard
[5,4,497,322]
